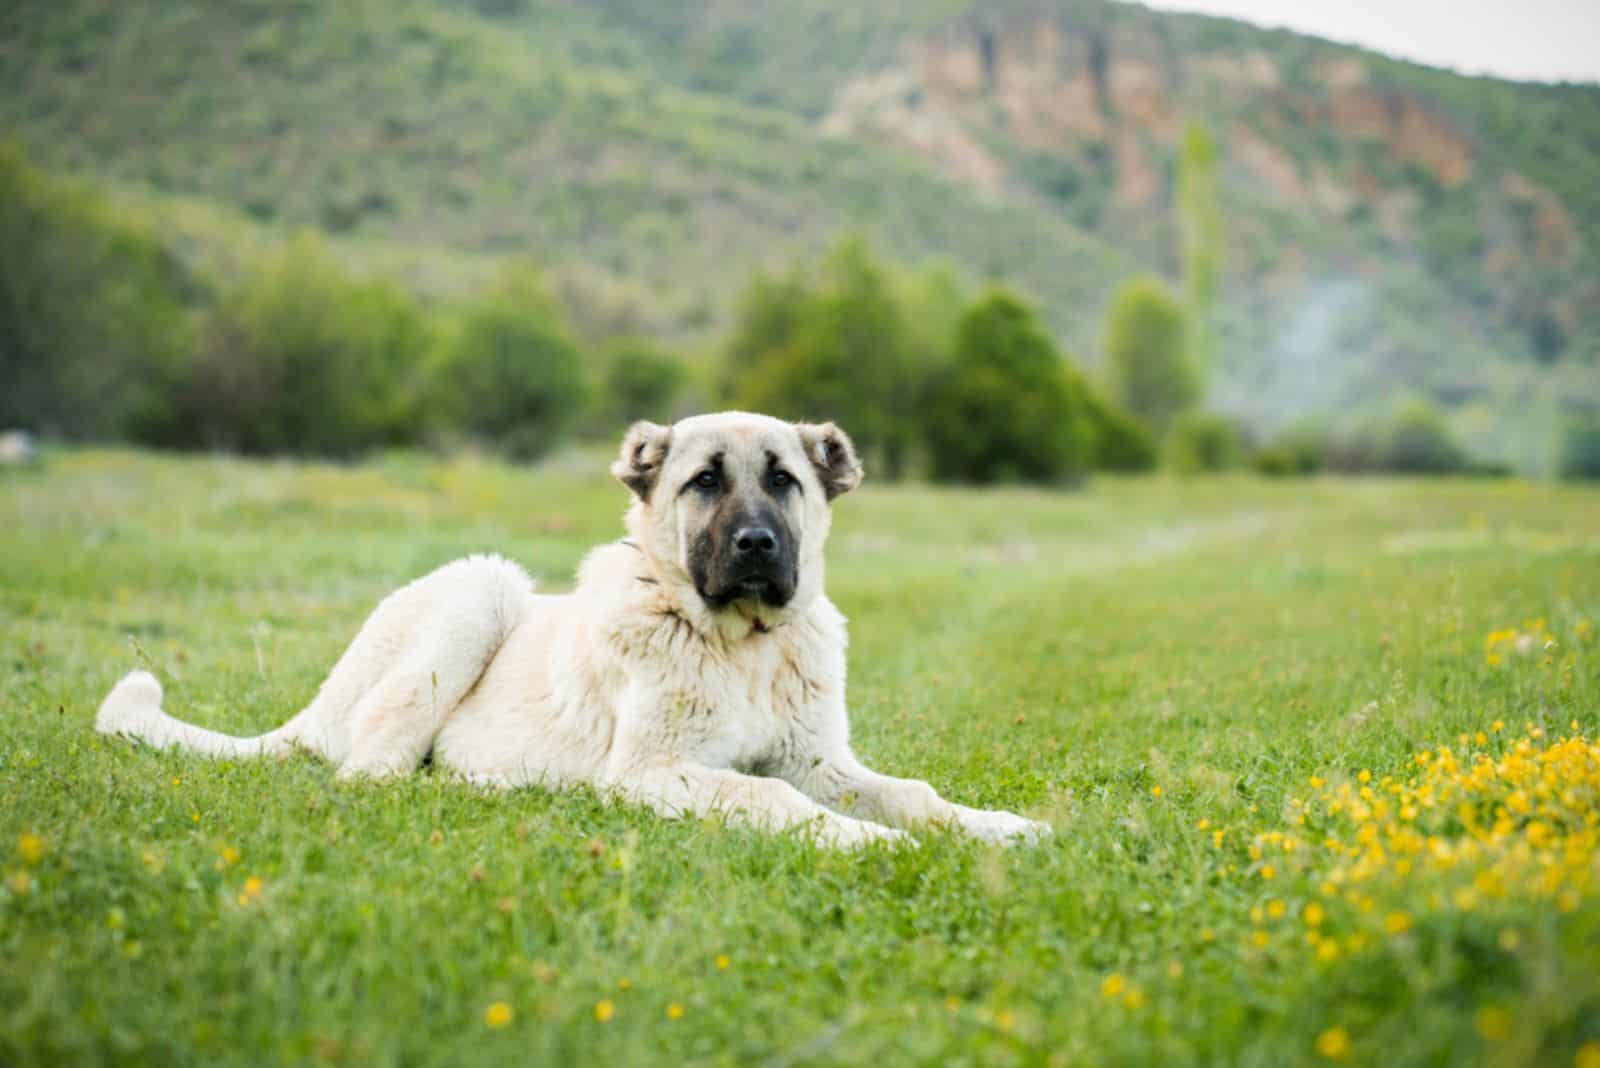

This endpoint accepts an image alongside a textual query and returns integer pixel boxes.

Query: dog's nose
[732,526,779,559]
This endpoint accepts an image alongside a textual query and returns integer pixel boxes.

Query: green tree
[1558,414,1600,481]
[895,262,967,371]
[1083,389,1158,472]
[717,268,813,399]
[1103,275,1199,438]
[1166,412,1244,474]
[924,289,1094,484]
[1379,398,1466,473]
[724,237,915,477]
[179,234,431,454]
[1176,120,1223,384]
[595,337,686,429]
[433,265,588,460]
[0,143,191,441]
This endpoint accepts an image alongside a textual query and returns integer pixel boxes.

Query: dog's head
[613,412,861,628]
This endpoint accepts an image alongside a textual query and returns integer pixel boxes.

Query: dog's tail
[96,671,299,759]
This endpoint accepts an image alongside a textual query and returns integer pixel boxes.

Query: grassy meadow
[2,449,1597,1066]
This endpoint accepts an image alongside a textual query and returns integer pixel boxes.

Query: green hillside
[3,0,1596,468]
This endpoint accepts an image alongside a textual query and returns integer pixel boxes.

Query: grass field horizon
[3,448,1597,1066]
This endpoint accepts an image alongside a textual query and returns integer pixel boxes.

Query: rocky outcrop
[817,5,1577,333]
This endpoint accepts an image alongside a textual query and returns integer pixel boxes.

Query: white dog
[97,412,1049,847]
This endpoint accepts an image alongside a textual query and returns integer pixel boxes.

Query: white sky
[1126,0,1600,84]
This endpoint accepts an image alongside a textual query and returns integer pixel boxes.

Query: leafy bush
[1558,414,1600,480]
[0,143,191,441]
[1103,276,1200,438]
[173,234,431,455]
[1323,415,1386,473]
[1084,390,1158,472]
[1379,399,1468,474]
[923,290,1094,484]
[1252,424,1327,476]
[594,337,686,430]
[1166,412,1243,475]
[721,238,915,477]
[1324,402,1469,474]
[432,264,587,460]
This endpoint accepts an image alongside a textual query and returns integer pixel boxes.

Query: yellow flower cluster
[1484,618,1554,667]
[1216,721,1597,966]
[237,875,264,907]
[1098,972,1146,1009]
[6,834,48,896]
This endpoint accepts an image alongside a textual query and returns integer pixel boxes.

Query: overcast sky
[1129,0,1600,84]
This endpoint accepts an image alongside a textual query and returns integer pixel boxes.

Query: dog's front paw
[954,806,1051,846]
[818,815,913,850]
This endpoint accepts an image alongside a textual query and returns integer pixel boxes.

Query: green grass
[2,449,1598,1066]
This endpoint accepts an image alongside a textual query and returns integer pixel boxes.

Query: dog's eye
[769,470,795,491]
[693,470,720,490]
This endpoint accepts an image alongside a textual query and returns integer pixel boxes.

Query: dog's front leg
[603,683,906,849]
[803,755,1049,844]
[611,761,906,848]
[783,701,1050,845]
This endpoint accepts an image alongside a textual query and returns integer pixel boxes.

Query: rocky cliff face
[822,11,1570,263]
[811,6,1596,457]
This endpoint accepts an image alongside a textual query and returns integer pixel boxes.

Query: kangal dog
[97,412,1049,847]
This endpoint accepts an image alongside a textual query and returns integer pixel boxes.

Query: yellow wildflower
[1260,864,1277,881]
[1267,899,1286,919]
[714,953,730,971]
[1100,974,1126,998]
[1474,1006,1510,1042]
[1575,1042,1600,1068]
[666,1002,685,1020]
[594,999,615,1023]
[16,834,44,866]
[1151,785,1162,798]
[1123,987,1145,1010]
[1384,912,1412,935]
[1315,1026,1352,1061]
[484,1001,513,1029]
[1303,902,1325,927]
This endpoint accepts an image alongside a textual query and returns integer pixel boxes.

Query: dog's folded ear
[795,422,863,499]
[612,421,673,498]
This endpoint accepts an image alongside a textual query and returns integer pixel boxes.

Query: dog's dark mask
[688,499,799,609]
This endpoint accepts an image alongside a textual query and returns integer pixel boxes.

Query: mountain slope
[2,0,1596,468]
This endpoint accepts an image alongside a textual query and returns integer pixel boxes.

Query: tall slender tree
[1176,120,1223,386]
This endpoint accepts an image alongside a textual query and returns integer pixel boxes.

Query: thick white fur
[96,412,1048,848]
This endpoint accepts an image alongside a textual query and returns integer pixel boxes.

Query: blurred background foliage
[1,0,1597,479]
